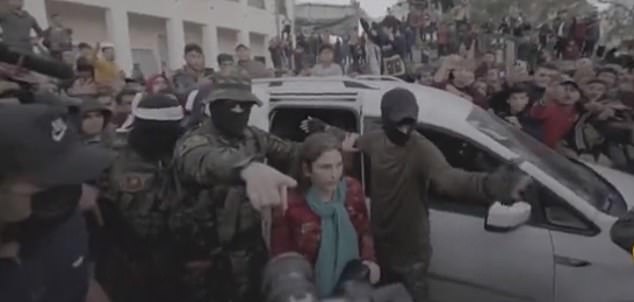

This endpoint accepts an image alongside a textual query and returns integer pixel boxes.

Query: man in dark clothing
[171,44,214,102]
[360,17,406,78]
[0,104,114,302]
[527,63,560,102]
[236,44,274,79]
[303,88,530,302]
[0,0,44,53]
[217,53,235,73]
[97,95,185,302]
[43,14,73,60]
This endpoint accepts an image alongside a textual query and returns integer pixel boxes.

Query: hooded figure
[302,87,532,302]
[128,95,185,162]
[380,88,419,146]
[97,94,185,302]
[79,97,113,146]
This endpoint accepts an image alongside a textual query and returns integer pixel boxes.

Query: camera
[262,253,413,302]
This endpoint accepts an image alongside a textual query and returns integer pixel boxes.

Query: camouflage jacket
[107,147,182,250]
[170,121,300,259]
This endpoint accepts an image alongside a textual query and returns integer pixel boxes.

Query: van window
[416,124,503,217]
[269,106,361,180]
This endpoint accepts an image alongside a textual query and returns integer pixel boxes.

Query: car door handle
[554,255,591,267]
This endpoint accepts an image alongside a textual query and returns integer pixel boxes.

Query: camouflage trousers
[381,261,430,302]
[177,244,268,302]
[377,245,432,302]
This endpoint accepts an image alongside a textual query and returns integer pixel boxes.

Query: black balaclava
[380,88,420,146]
[128,95,184,161]
[209,99,254,138]
[128,119,183,161]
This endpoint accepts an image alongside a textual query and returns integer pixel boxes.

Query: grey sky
[295,0,399,18]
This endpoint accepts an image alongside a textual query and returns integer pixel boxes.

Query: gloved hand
[299,116,328,134]
[336,259,370,287]
[484,164,532,205]
[363,260,381,284]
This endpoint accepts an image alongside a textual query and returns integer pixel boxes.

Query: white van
[250,76,634,302]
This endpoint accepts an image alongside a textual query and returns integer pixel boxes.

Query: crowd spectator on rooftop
[0,0,43,53]
[91,42,125,90]
[171,43,214,101]
[311,45,343,77]
[42,14,72,61]
[236,44,274,79]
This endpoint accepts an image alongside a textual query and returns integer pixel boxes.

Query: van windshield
[466,108,627,217]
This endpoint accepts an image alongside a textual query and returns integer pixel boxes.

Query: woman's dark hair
[294,133,343,193]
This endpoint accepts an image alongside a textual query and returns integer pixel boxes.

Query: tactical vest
[170,127,268,260]
[109,149,180,249]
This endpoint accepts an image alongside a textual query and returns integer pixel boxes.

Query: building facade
[294,0,369,36]
[24,0,294,75]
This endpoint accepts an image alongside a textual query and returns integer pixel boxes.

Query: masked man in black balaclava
[170,68,299,302]
[302,87,531,302]
[97,95,186,302]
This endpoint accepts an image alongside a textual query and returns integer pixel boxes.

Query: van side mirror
[485,201,532,232]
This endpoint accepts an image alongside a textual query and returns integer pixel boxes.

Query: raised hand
[299,116,328,134]
[241,162,297,211]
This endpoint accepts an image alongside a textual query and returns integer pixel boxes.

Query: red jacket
[530,102,578,148]
[270,177,376,265]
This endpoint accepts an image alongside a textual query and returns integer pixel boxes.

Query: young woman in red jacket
[270,133,380,298]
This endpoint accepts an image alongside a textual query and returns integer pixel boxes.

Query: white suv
[251,77,634,302]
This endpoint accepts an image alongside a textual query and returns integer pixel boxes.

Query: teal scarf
[306,180,359,298]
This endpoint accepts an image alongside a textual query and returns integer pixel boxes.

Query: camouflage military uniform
[170,70,299,302]
[97,146,182,302]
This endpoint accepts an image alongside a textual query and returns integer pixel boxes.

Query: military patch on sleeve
[119,173,152,193]
[177,135,209,157]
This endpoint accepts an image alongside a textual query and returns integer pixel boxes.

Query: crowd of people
[2,0,634,302]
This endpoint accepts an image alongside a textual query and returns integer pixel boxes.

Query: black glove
[484,164,531,205]
[300,117,328,134]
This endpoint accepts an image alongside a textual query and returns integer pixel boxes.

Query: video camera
[262,253,413,302]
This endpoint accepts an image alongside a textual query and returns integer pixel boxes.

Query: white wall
[218,27,239,55]
[250,32,268,60]
[45,1,107,45]
[128,13,165,51]
[32,0,294,72]
[184,22,204,47]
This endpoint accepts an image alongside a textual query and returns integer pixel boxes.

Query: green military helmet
[204,67,262,106]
